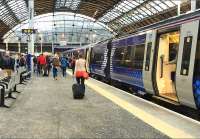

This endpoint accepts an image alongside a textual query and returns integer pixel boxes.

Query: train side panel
[110,34,146,92]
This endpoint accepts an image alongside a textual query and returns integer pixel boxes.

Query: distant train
[64,10,200,110]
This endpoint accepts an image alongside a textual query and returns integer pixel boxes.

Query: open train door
[176,21,199,108]
[143,30,157,94]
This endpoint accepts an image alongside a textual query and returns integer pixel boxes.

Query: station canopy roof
[0,0,192,41]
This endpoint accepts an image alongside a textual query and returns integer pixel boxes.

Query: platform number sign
[22,29,37,34]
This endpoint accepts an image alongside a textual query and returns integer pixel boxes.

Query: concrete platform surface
[0,73,168,138]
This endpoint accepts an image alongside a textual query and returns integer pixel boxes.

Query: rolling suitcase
[72,84,85,99]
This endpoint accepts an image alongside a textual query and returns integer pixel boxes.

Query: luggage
[72,84,85,99]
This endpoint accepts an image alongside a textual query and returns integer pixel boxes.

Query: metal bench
[0,70,21,108]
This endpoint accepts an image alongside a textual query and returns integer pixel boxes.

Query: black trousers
[76,77,85,91]
[76,77,85,85]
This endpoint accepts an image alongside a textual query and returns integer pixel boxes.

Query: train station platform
[0,71,199,138]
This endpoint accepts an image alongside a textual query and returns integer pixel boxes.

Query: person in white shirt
[74,54,86,87]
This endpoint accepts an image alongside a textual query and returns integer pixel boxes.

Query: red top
[38,55,46,65]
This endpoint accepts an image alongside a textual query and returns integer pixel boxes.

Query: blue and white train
[65,10,200,110]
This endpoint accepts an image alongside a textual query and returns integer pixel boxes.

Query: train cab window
[181,36,193,76]
[90,47,104,65]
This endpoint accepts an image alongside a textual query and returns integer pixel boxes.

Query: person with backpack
[52,54,60,80]
[71,56,76,74]
[60,56,68,77]
[19,54,26,67]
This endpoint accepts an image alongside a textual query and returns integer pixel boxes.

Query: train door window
[180,0,191,14]
[197,0,200,9]
[145,42,152,71]
[132,44,145,70]
[180,36,193,76]
[155,31,180,102]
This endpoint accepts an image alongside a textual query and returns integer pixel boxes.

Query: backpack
[61,58,68,68]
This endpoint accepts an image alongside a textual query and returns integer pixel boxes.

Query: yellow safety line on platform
[66,71,194,138]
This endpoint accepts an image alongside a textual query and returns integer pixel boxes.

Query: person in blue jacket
[60,56,68,77]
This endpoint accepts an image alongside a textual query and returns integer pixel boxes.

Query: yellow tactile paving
[67,71,195,138]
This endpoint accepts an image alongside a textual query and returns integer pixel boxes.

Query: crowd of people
[32,53,79,80]
[0,51,88,89]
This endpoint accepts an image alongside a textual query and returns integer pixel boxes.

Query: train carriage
[65,10,200,110]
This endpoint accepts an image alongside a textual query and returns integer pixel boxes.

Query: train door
[155,30,180,102]
[143,30,157,94]
[176,21,199,108]
[85,48,91,73]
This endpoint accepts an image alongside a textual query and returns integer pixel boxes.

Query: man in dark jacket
[1,51,15,76]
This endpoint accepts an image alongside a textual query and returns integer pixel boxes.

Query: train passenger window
[145,42,152,71]
[181,36,193,76]
[123,46,132,67]
[132,44,145,70]
[113,47,125,66]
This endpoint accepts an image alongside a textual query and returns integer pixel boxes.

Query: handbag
[83,71,89,79]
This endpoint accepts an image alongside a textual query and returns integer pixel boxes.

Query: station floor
[0,71,199,138]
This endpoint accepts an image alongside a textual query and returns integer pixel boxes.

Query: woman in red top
[38,54,46,76]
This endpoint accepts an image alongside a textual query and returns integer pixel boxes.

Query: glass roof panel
[7,0,28,20]
[99,0,145,23]
[0,1,16,27]
[56,0,81,10]
[3,12,114,44]
[107,0,178,29]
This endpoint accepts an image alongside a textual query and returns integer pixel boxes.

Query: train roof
[64,9,200,51]
[117,9,200,39]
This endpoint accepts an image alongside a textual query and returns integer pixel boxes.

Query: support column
[5,42,8,51]
[28,0,34,72]
[52,41,54,54]
[40,36,43,54]
[177,1,181,16]
[28,0,34,55]
[18,42,21,53]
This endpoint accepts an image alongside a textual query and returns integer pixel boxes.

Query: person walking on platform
[74,54,88,89]
[60,56,68,77]
[38,54,46,76]
[19,54,26,67]
[46,55,52,77]
[33,56,37,73]
[71,56,76,74]
[37,55,41,75]
[52,54,60,80]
